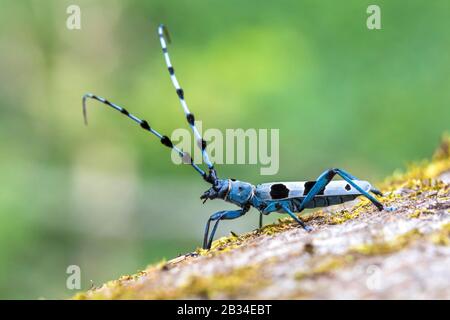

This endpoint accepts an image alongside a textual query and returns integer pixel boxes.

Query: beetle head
[200,179,254,207]
[200,179,230,203]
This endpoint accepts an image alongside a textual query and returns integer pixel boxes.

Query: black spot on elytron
[186,113,195,126]
[121,108,129,116]
[303,181,325,196]
[317,185,325,195]
[168,67,174,75]
[140,120,151,130]
[176,88,184,99]
[160,136,173,148]
[345,184,351,191]
[270,183,290,200]
[303,181,316,195]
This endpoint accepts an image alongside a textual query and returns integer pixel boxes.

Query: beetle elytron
[82,24,386,249]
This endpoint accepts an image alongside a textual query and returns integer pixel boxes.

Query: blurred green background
[0,0,449,299]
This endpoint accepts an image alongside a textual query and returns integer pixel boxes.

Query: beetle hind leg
[333,168,383,197]
[297,168,384,212]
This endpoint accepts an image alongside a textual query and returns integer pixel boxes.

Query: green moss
[382,134,450,191]
[195,231,250,256]
[73,261,266,300]
[178,266,264,299]
[350,223,450,257]
[295,224,450,283]
[295,255,355,280]
[72,292,87,300]
[430,223,450,246]
[408,209,436,219]
[327,204,367,225]
[350,229,422,256]
[433,132,450,162]
[137,265,265,300]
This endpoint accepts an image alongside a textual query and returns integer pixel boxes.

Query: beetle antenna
[82,93,208,179]
[158,24,217,184]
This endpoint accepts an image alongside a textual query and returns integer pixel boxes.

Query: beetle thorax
[224,180,254,207]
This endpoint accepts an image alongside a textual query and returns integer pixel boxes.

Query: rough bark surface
[74,136,450,300]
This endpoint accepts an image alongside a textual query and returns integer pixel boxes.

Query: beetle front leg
[203,209,248,250]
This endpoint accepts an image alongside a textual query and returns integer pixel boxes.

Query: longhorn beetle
[82,24,388,250]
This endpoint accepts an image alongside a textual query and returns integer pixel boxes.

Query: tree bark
[74,135,450,299]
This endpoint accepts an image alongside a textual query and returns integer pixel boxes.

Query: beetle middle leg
[280,203,313,232]
[203,209,248,250]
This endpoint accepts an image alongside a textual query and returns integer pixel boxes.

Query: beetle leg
[203,209,248,250]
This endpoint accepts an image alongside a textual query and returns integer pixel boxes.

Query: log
[74,134,450,299]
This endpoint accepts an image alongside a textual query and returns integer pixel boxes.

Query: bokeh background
[0,0,449,299]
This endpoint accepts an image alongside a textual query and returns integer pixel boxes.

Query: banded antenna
[158,24,217,184]
[82,93,208,179]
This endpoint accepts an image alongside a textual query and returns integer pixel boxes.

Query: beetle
[82,24,387,250]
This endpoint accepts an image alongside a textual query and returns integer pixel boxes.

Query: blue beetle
[82,24,386,250]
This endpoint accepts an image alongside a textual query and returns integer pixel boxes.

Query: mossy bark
[74,134,450,300]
